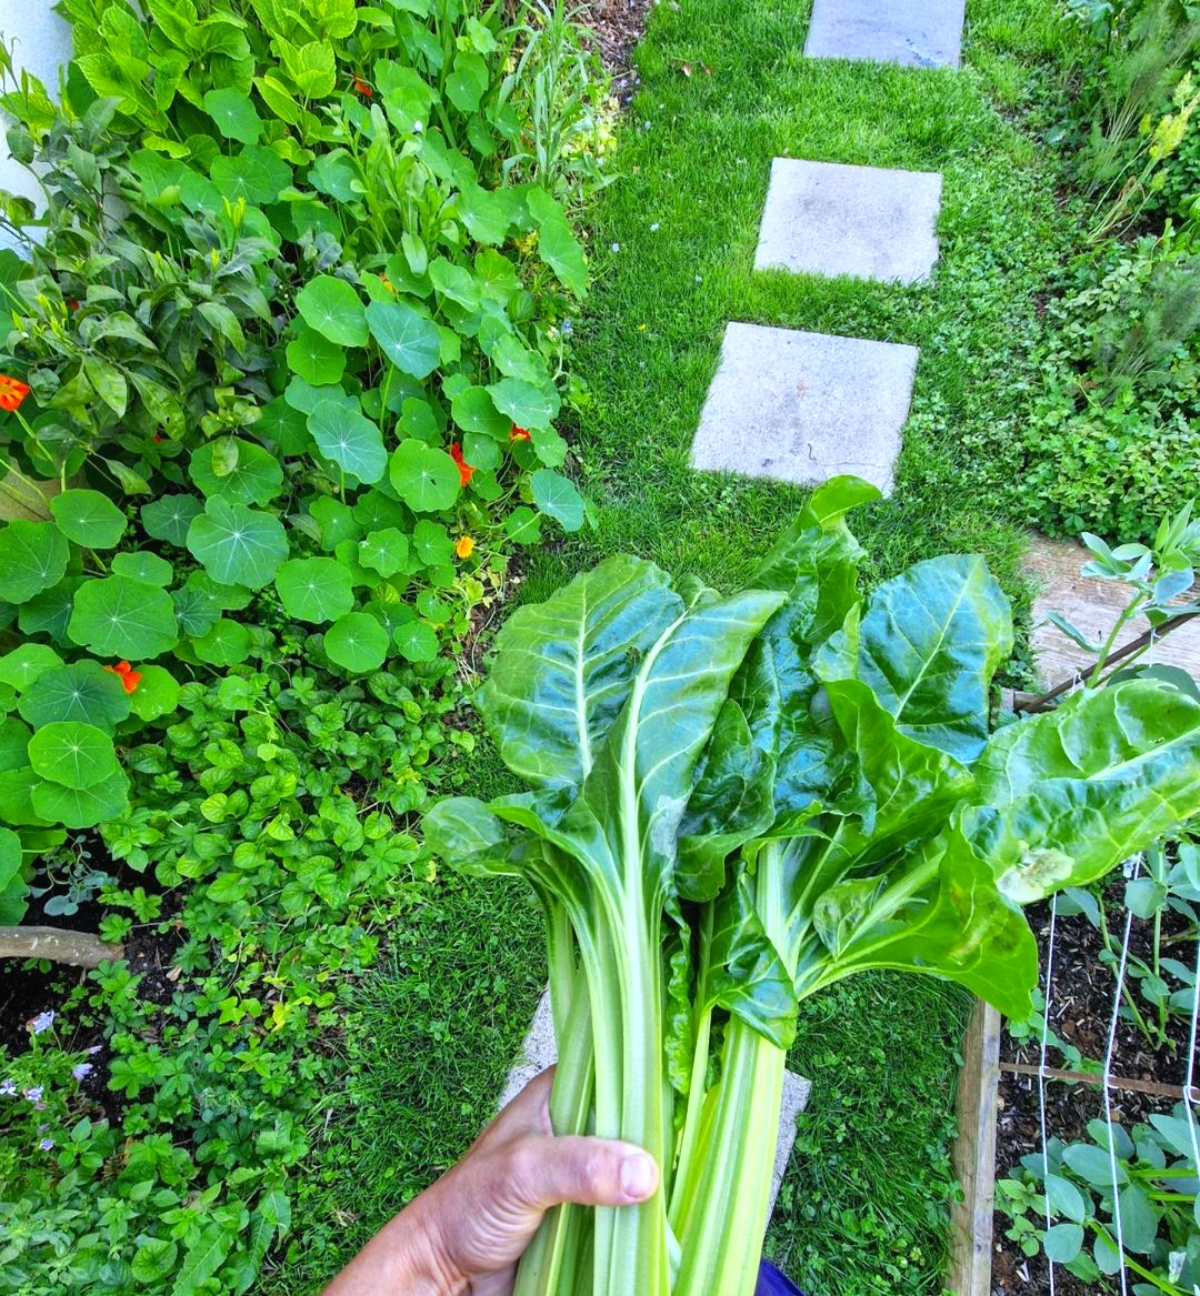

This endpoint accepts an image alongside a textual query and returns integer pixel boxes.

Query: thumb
[510,1135,660,1212]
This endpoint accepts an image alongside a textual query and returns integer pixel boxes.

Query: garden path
[1024,537,1200,688]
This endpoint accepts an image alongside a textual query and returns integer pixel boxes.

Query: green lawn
[267,2,1088,1293]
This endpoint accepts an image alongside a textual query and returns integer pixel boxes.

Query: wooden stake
[948,999,1002,1296]
[0,926,124,968]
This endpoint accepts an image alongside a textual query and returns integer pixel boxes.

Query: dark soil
[583,0,655,96]
[992,880,1198,1295]
[1,856,186,1119]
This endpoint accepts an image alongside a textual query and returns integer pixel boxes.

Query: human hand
[320,1067,659,1296]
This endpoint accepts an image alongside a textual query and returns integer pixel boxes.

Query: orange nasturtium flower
[455,535,475,560]
[0,375,31,412]
[448,442,475,487]
[104,661,142,694]
[353,76,373,96]
[509,424,531,443]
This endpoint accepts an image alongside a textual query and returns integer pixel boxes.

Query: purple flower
[86,1045,102,1055]
[72,1063,93,1081]
[30,1011,55,1035]
[39,1137,54,1151]
[23,1086,43,1103]
[0,1079,15,1097]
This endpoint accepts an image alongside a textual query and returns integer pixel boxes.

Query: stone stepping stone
[1025,536,1200,690]
[756,159,942,285]
[691,323,918,496]
[805,0,966,69]
[500,991,812,1221]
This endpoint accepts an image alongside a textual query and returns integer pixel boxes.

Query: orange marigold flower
[448,442,475,487]
[353,76,373,96]
[455,535,475,559]
[0,375,31,412]
[510,424,531,442]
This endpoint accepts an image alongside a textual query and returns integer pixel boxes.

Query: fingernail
[620,1154,656,1200]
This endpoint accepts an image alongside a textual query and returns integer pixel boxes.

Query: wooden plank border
[947,998,1002,1296]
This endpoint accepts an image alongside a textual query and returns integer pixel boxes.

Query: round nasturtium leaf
[286,325,347,385]
[358,528,410,578]
[0,643,64,690]
[393,620,438,663]
[505,506,542,546]
[203,87,262,144]
[28,720,119,789]
[450,384,510,438]
[189,437,284,507]
[274,557,354,624]
[0,520,70,604]
[186,499,288,590]
[191,617,253,666]
[324,611,389,672]
[366,299,441,379]
[17,662,132,731]
[388,440,460,513]
[0,767,45,826]
[128,664,180,722]
[0,825,20,886]
[111,551,174,587]
[210,144,290,206]
[309,497,362,550]
[531,468,586,532]
[487,377,560,431]
[31,768,129,829]
[295,274,368,348]
[0,717,31,773]
[352,490,407,532]
[171,584,222,639]
[412,520,453,565]
[308,401,388,485]
[141,495,204,547]
[69,576,180,658]
[19,577,83,644]
[49,489,128,549]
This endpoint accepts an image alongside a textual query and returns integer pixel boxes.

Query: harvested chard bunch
[426,477,1200,1296]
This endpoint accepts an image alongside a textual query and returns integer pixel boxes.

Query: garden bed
[993,881,1198,1295]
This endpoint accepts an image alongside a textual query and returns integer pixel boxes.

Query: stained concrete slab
[1025,536,1200,690]
[501,991,812,1222]
[804,0,966,69]
[690,323,919,496]
[755,159,942,284]
[0,0,73,251]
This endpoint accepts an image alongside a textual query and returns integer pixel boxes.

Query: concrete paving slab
[1025,536,1200,690]
[501,991,812,1222]
[691,322,918,496]
[805,0,966,69]
[755,158,942,284]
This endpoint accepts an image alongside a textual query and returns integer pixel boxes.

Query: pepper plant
[427,476,1200,1296]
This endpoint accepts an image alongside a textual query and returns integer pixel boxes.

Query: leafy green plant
[426,475,1200,1296]
[1000,1110,1200,1292]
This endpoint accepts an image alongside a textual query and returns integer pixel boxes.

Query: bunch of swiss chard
[426,476,1200,1296]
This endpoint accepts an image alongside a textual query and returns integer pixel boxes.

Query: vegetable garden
[2,1,1200,1295]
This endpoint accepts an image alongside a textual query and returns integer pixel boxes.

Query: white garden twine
[1037,894,1060,1295]
[1100,857,1140,1296]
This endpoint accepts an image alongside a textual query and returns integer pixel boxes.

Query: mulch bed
[992,880,1197,1295]
[582,0,657,97]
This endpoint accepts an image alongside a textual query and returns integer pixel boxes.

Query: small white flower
[695,275,703,284]
[611,243,620,253]
[413,121,423,133]
[650,222,659,232]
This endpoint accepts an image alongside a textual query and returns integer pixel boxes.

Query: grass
[268,3,1091,1294]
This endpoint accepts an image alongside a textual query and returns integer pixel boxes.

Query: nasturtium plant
[274,557,354,624]
[324,611,389,673]
[426,477,1200,1296]
[49,489,128,548]
[69,577,179,659]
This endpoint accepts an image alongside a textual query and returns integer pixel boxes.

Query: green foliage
[999,1108,1200,1292]
[0,0,608,856]
[425,478,1200,1296]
